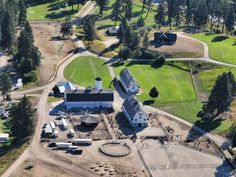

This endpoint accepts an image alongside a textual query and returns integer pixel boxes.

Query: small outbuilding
[106,26,120,36]
[119,68,139,94]
[154,32,177,44]
[55,81,76,95]
[0,133,9,143]
[122,96,148,127]
[80,114,101,126]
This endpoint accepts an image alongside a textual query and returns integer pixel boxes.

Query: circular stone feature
[100,141,131,157]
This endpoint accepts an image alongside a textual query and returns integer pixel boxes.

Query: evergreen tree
[10,96,35,141]
[0,26,2,46]
[1,10,16,50]
[25,21,34,42]
[0,73,12,100]
[123,0,133,20]
[110,0,122,26]
[96,0,108,17]
[154,0,165,25]
[18,0,27,26]
[118,47,131,60]
[225,7,235,36]
[137,17,145,28]
[118,18,128,43]
[142,0,146,12]
[83,15,96,40]
[149,86,159,99]
[142,33,149,49]
[0,0,5,24]
[229,123,236,147]
[60,17,73,37]
[145,0,152,18]
[193,0,208,28]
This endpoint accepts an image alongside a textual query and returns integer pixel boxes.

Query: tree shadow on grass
[211,36,229,42]
[232,41,236,46]
[143,100,155,105]
[45,9,77,20]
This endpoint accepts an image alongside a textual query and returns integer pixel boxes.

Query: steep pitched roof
[119,68,137,88]
[123,96,143,118]
[65,89,114,102]
[57,82,76,93]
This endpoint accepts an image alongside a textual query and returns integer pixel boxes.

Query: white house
[106,26,120,36]
[122,96,148,127]
[119,68,139,94]
[0,133,9,143]
[64,77,114,110]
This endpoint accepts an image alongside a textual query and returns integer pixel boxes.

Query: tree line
[0,0,41,83]
[155,0,235,35]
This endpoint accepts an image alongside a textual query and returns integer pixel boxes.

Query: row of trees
[155,0,235,34]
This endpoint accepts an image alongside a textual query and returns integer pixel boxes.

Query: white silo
[95,77,102,91]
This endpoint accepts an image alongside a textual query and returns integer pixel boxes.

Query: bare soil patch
[149,36,204,58]
[31,22,74,84]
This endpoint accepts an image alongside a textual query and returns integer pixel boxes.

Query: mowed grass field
[113,62,197,103]
[27,0,79,21]
[94,0,156,27]
[64,56,112,88]
[192,33,236,64]
[196,66,236,92]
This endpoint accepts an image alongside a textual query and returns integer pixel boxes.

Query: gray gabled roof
[123,96,143,118]
[119,68,137,88]
[65,89,114,102]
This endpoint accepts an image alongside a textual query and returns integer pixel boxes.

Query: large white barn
[64,77,114,110]
[122,96,148,127]
[119,68,139,94]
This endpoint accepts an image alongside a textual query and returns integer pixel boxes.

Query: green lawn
[196,66,236,92]
[113,62,197,103]
[27,0,79,21]
[64,56,112,88]
[192,33,236,64]
[94,0,156,27]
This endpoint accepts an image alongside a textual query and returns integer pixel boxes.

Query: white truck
[50,121,56,130]
[56,142,72,149]
[70,128,75,137]
[61,118,68,130]
[68,146,78,151]
[73,139,92,145]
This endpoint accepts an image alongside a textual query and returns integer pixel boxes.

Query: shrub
[133,48,161,59]
[151,55,166,68]
[23,70,37,83]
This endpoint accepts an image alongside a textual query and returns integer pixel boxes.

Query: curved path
[3,4,235,177]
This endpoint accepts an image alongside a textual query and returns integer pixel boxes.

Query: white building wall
[122,107,148,127]
[119,77,139,94]
[65,101,113,110]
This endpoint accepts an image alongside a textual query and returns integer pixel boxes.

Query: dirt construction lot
[150,36,204,58]
[139,139,233,177]
[31,22,74,84]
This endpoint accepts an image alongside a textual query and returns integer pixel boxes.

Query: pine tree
[123,0,133,21]
[137,17,145,28]
[225,7,235,36]
[149,87,159,99]
[0,73,12,100]
[118,18,128,43]
[60,17,73,37]
[25,21,34,43]
[83,15,96,41]
[193,0,208,28]
[1,10,16,50]
[18,0,27,26]
[0,0,5,24]
[96,0,108,17]
[110,0,122,26]
[142,33,149,49]
[154,0,165,25]
[10,96,35,141]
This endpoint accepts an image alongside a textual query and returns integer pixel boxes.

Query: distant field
[192,33,236,64]
[94,0,156,27]
[27,0,79,21]
[64,56,112,88]
[113,62,197,103]
[196,66,236,92]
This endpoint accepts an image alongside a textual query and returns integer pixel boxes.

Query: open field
[32,22,74,84]
[64,56,112,88]
[94,0,156,27]
[192,33,236,64]
[113,62,197,103]
[27,0,79,21]
[149,35,204,58]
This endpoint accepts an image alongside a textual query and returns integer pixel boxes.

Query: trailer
[61,118,68,130]
[54,130,59,137]
[68,146,78,151]
[70,129,75,137]
[73,138,92,145]
[50,121,56,130]
[56,142,72,149]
